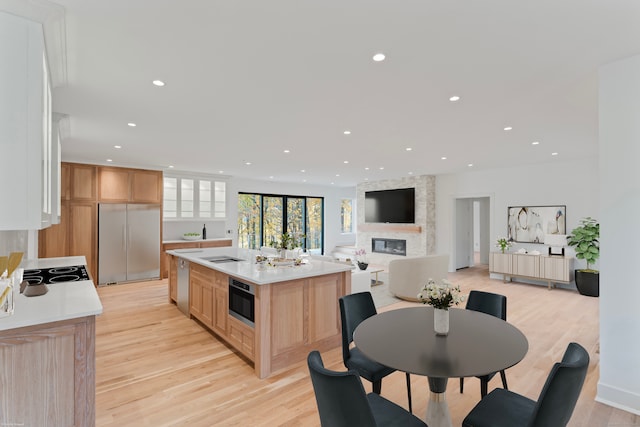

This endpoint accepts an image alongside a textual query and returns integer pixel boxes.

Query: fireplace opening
[371,238,407,256]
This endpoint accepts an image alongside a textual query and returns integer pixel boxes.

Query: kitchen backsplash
[162,220,228,241]
[0,231,29,256]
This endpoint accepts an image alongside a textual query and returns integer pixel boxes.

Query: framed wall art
[507,205,566,243]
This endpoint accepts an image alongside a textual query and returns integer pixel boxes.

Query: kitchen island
[0,256,103,427]
[167,247,352,378]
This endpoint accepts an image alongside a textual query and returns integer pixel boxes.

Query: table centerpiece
[418,278,464,335]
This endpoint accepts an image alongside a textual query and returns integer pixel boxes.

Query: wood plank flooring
[95,265,640,426]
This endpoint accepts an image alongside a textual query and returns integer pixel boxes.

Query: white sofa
[388,254,450,301]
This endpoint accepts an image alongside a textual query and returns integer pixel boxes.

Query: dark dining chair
[307,350,428,427]
[460,290,508,397]
[339,292,413,413]
[462,342,589,427]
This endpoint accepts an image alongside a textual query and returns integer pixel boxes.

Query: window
[341,199,353,233]
[163,173,226,219]
[237,193,324,253]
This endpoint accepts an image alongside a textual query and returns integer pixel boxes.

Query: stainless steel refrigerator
[98,203,161,285]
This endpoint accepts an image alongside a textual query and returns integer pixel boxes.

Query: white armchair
[388,254,450,301]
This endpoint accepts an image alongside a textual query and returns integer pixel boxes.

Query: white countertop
[166,247,353,285]
[163,237,232,244]
[0,256,103,332]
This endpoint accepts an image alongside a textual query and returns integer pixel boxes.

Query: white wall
[225,177,356,254]
[597,53,640,414]
[435,159,599,273]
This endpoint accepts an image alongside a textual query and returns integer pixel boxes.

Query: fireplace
[371,238,407,256]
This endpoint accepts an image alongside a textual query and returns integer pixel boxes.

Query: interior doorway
[454,196,490,270]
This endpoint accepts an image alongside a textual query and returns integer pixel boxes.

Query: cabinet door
[189,264,214,326]
[512,254,539,277]
[70,164,97,201]
[69,202,97,280]
[200,239,232,249]
[38,201,69,258]
[201,282,214,327]
[541,257,571,282]
[60,162,70,200]
[169,256,177,302]
[190,279,203,320]
[490,253,512,274]
[213,271,228,336]
[131,169,162,203]
[98,167,130,201]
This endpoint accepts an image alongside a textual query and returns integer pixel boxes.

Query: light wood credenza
[489,252,574,290]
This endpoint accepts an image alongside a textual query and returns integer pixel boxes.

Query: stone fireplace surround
[356,175,436,269]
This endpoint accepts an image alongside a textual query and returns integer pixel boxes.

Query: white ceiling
[46,0,640,186]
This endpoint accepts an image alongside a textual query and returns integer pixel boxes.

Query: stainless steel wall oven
[229,278,255,327]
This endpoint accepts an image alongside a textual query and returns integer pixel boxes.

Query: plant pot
[357,262,368,271]
[575,270,599,297]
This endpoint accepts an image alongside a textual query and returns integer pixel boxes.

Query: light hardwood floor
[95,265,639,426]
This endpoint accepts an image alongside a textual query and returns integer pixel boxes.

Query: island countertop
[166,247,353,285]
[0,256,103,331]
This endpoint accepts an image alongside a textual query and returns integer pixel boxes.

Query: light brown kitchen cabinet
[227,315,254,360]
[169,256,178,302]
[70,163,97,201]
[98,166,163,203]
[212,270,228,336]
[69,202,97,281]
[161,239,232,279]
[38,202,69,258]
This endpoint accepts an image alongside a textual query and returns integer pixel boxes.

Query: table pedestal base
[426,378,452,427]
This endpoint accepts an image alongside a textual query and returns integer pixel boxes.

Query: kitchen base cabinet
[227,316,254,360]
[169,256,178,302]
[161,239,232,279]
[490,252,574,290]
[0,316,96,427]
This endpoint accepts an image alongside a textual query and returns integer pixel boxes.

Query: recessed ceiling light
[532,141,540,145]
[365,167,370,171]
[468,163,473,167]
[300,169,306,173]
[219,170,224,174]
[344,130,351,135]
[106,159,113,162]
[441,156,447,160]
[504,126,513,131]
[408,172,413,175]
[152,80,165,86]
[379,167,384,170]
[551,152,558,156]
[449,96,460,102]
[269,176,274,179]
[127,122,136,127]
[169,165,174,168]
[406,147,412,151]
[372,53,386,62]
[336,174,340,177]
[283,149,290,153]
[343,160,349,164]
[365,178,369,181]
[114,145,121,149]
[245,162,251,165]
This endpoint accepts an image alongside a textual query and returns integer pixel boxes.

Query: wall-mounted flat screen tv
[365,187,415,224]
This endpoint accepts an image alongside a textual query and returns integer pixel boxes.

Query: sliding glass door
[237,193,323,253]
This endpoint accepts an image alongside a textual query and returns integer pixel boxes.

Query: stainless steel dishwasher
[177,258,190,316]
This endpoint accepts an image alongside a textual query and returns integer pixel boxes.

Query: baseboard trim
[596,381,640,415]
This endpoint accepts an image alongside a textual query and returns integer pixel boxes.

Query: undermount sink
[200,255,245,263]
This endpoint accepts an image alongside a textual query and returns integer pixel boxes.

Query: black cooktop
[22,265,90,285]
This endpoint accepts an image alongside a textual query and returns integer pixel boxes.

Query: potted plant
[270,232,304,258]
[567,217,599,297]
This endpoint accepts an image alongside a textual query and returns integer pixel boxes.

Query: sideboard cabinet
[490,252,573,290]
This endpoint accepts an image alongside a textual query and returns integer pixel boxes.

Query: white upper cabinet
[0,11,56,230]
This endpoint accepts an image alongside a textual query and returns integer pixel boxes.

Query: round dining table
[353,306,528,427]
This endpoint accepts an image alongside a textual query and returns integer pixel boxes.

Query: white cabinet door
[0,12,54,230]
